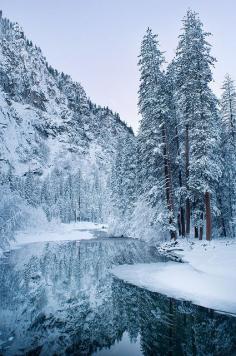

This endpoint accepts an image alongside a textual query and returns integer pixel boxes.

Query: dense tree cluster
[111,10,236,241]
[0,166,108,246]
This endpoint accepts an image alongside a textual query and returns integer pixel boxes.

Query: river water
[0,237,235,355]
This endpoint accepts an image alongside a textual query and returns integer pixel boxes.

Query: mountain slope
[0,13,134,246]
[0,15,133,174]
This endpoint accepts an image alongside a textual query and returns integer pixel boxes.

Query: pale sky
[1,0,236,132]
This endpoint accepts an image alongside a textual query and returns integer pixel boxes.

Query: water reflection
[111,279,236,356]
[0,238,235,355]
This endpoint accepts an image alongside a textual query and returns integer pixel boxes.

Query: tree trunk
[162,125,176,240]
[194,226,198,238]
[78,170,81,222]
[175,124,185,237]
[185,198,191,236]
[218,195,227,237]
[199,212,204,240]
[221,214,227,237]
[178,212,182,236]
[199,226,203,240]
[205,191,212,241]
[180,207,185,237]
[185,124,191,236]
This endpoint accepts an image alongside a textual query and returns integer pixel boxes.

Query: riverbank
[2,222,107,255]
[112,238,236,315]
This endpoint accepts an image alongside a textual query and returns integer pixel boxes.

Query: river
[0,237,235,355]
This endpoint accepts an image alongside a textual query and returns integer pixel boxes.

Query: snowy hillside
[0,15,134,175]
[0,14,134,247]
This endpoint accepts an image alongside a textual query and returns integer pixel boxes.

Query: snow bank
[112,239,236,315]
[12,221,107,246]
[160,239,236,280]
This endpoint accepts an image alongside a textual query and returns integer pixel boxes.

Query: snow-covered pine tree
[110,132,137,236]
[219,74,236,235]
[221,75,236,139]
[138,28,176,240]
[175,10,222,240]
[166,61,186,237]
[24,170,41,207]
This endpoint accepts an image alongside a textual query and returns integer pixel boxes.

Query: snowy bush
[0,184,48,249]
[128,199,168,242]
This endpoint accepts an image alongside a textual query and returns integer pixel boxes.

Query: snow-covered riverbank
[112,239,236,315]
[10,222,107,249]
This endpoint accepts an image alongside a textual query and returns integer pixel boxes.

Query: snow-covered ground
[112,239,236,315]
[11,221,107,247]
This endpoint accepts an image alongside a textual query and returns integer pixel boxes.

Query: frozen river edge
[112,239,236,316]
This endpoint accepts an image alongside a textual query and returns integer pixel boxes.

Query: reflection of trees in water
[113,279,236,356]
[0,240,236,355]
[0,239,161,355]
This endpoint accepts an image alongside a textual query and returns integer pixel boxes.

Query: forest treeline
[110,10,236,241]
[0,10,235,246]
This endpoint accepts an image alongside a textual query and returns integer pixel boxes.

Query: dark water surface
[0,238,236,355]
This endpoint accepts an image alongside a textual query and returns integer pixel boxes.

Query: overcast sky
[1,0,236,131]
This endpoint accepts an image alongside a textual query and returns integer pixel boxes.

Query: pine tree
[175,10,222,240]
[138,28,176,239]
[221,75,236,140]
[110,133,137,236]
[166,61,186,237]
[219,74,236,235]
